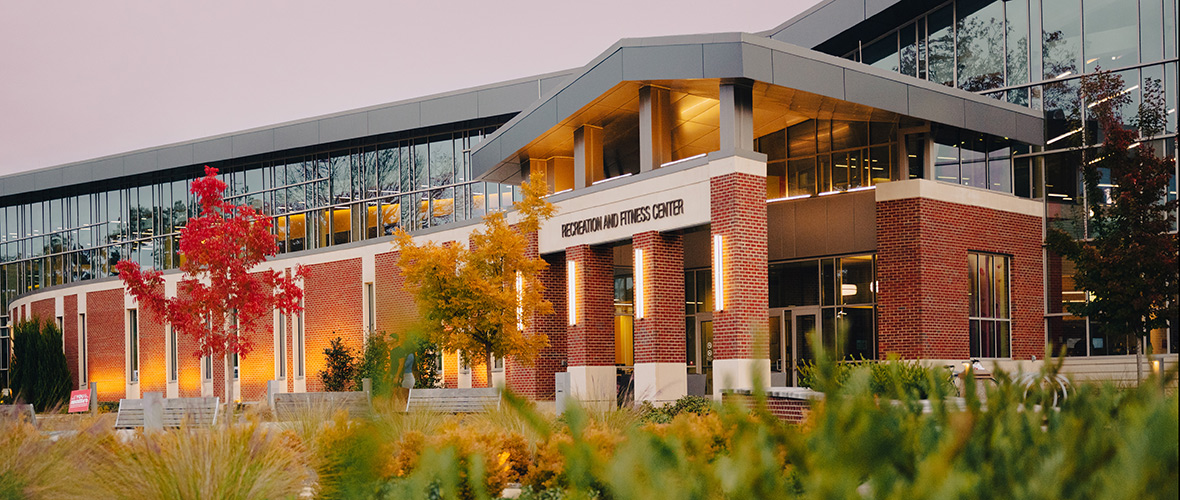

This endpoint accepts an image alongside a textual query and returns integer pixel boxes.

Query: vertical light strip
[567,260,577,325]
[713,234,724,311]
[515,271,524,331]
[634,248,645,319]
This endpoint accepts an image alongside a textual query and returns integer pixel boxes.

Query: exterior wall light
[515,271,523,331]
[713,234,724,311]
[567,260,577,326]
[634,248,645,319]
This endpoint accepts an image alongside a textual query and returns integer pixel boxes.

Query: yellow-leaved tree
[394,170,556,386]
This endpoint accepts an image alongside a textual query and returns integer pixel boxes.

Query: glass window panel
[414,142,429,191]
[994,255,1009,319]
[696,269,713,312]
[821,258,837,307]
[788,120,816,157]
[379,146,399,194]
[769,260,820,308]
[1048,315,1088,356]
[429,135,455,188]
[685,318,697,369]
[1006,0,1031,87]
[1083,0,1139,72]
[816,119,832,153]
[862,33,899,72]
[818,154,833,193]
[927,5,956,86]
[787,157,817,196]
[684,271,696,315]
[839,255,875,305]
[430,187,454,226]
[821,308,837,355]
[969,253,979,317]
[841,306,875,360]
[832,121,868,151]
[900,22,918,77]
[1042,0,1081,80]
[956,0,1006,91]
[869,145,892,184]
[933,127,960,183]
[1139,0,1164,63]
[832,151,850,190]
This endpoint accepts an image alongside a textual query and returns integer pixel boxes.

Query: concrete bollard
[143,391,164,433]
[362,377,372,395]
[266,380,280,411]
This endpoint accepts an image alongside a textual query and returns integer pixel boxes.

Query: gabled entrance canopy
[471,32,1044,184]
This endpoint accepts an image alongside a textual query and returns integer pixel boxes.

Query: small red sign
[68,389,90,413]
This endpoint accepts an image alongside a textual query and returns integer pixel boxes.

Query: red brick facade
[876,197,1043,360]
[566,244,614,367]
[304,258,363,391]
[506,233,568,399]
[138,284,167,395]
[30,298,54,324]
[710,172,769,360]
[633,231,685,364]
[64,294,79,388]
[86,288,125,402]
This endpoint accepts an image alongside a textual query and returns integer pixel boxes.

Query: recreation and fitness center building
[2,0,1177,405]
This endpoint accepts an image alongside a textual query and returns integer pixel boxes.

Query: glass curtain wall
[0,123,520,311]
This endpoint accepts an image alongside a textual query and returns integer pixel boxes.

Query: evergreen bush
[9,318,72,412]
[319,336,357,392]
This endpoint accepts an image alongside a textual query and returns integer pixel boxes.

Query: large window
[968,252,1011,357]
[168,327,177,383]
[128,309,139,382]
[768,254,878,360]
[758,119,898,199]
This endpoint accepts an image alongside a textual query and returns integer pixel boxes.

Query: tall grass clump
[88,423,308,500]
[0,420,95,500]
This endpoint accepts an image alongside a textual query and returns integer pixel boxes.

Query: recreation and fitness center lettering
[561,199,685,238]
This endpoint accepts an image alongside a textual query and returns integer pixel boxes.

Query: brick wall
[238,276,274,401]
[138,283,167,395]
[566,244,614,367]
[305,258,363,391]
[30,298,54,324]
[633,231,685,364]
[86,288,125,402]
[506,234,568,399]
[175,281,205,398]
[710,172,769,360]
[722,393,813,424]
[443,350,459,388]
[64,294,79,388]
[877,197,1043,360]
[375,251,420,336]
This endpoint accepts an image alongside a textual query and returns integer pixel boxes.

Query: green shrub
[9,318,72,412]
[797,357,954,399]
[638,395,716,424]
[319,336,357,391]
[355,332,394,395]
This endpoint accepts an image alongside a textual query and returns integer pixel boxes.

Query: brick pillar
[632,231,686,405]
[709,154,769,399]
[507,233,567,400]
[566,244,614,409]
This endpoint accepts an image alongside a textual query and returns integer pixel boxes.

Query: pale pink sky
[0,0,820,178]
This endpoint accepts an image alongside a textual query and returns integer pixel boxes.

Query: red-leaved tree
[117,166,305,405]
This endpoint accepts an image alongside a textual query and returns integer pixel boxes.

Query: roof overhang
[472,32,1044,183]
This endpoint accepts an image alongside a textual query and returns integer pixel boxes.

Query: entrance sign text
[561,199,685,238]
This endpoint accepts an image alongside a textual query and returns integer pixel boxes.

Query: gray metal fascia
[471,32,1044,182]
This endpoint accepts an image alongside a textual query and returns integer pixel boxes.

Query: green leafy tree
[394,170,556,386]
[9,318,72,411]
[320,336,358,392]
[1047,71,1178,378]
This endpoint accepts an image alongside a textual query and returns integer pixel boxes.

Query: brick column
[506,232,567,399]
[566,244,615,409]
[632,231,686,405]
[709,154,769,399]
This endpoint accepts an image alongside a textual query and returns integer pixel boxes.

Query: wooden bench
[0,404,37,426]
[272,391,373,421]
[114,397,219,429]
[405,388,501,413]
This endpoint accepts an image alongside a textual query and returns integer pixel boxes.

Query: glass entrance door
[791,307,820,387]
[770,310,792,386]
[698,318,713,396]
[685,314,713,396]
